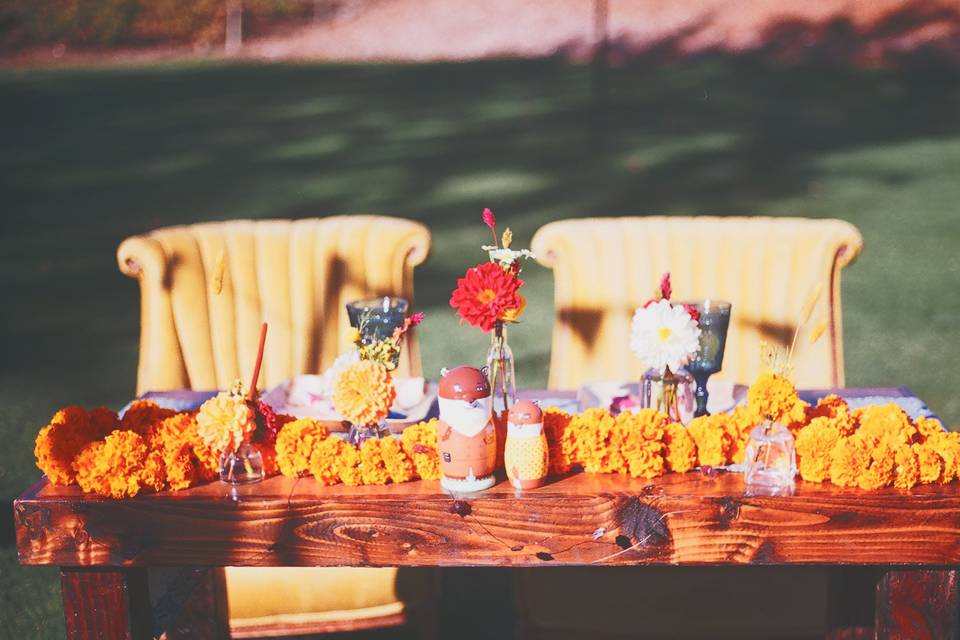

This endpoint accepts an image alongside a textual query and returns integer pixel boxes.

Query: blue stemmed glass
[682,300,731,417]
[346,296,409,343]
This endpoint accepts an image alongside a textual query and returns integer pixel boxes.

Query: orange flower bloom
[926,431,960,483]
[858,441,895,490]
[913,442,944,484]
[806,394,856,436]
[196,391,257,456]
[359,438,391,485]
[338,444,363,486]
[622,439,665,479]
[73,430,148,499]
[893,444,920,490]
[333,360,396,426]
[747,373,808,426]
[855,404,915,447]
[662,422,697,473]
[381,437,416,484]
[828,436,870,488]
[915,416,947,441]
[120,400,176,435]
[35,406,117,485]
[275,418,329,478]
[795,418,842,483]
[400,419,442,481]
[309,436,350,486]
[687,414,733,467]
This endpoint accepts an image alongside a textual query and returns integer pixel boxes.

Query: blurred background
[1,0,959,638]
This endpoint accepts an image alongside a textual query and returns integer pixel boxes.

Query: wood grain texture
[60,567,152,640]
[876,569,960,640]
[17,470,960,568]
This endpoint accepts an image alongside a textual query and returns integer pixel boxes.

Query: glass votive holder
[346,296,409,343]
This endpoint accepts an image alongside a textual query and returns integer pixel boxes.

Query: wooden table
[14,388,960,639]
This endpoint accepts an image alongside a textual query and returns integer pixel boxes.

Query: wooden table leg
[60,567,153,640]
[826,567,878,639]
[876,569,959,640]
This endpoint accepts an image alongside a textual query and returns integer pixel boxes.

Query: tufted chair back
[531,216,863,390]
[118,216,430,394]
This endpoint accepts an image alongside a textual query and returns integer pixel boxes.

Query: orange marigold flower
[915,416,946,441]
[333,360,396,426]
[616,409,669,442]
[309,436,349,486]
[73,430,148,499]
[623,439,665,479]
[687,414,733,467]
[662,422,697,474]
[196,391,257,456]
[747,373,808,426]
[806,395,856,436]
[35,405,117,485]
[400,419,442,481]
[854,404,915,447]
[275,418,329,478]
[141,451,167,493]
[913,441,944,484]
[119,400,176,435]
[828,436,870,488]
[359,438,391,485]
[542,407,573,475]
[381,437,416,484]
[858,441,895,490]
[893,444,920,490]
[338,444,363,486]
[926,431,960,483]
[727,405,761,464]
[795,418,841,483]
[567,408,619,474]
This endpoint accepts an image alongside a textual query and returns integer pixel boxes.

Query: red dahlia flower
[450,262,523,332]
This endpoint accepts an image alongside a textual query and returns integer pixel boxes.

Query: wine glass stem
[693,372,710,417]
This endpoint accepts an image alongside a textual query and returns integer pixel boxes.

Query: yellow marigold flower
[34,405,117,486]
[806,394,856,436]
[275,418,329,478]
[747,373,808,426]
[566,408,619,474]
[196,391,257,456]
[309,436,349,486]
[400,419,442,481]
[858,441,895,490]
[141,451,167,493]
[120,400,176,435]
[913,442,944,484]
[926,431,960,483]
[855,404,915,447]
[381,437,416,484]
[338,444,363,486]
[73,430,148,499]
[662,422,697,474]
[829,435,870,488]
[915,416,946,441]
[623,440,665,478]
[333,360,396,425]
[687,414,733,467]
[893,444,920,490]
[795,418,841,483]
[359,438,391,485]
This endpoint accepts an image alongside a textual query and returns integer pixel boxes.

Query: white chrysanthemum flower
[481,246,536,267]
[629,299,701,372]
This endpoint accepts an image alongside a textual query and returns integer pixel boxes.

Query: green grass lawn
[1,57,959,638]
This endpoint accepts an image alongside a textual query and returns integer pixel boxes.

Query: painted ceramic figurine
[505,399,548,490]
[437,365,498,492]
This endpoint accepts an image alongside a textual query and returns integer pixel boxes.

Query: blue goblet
[346,296,409,344]
[682,300,731,417]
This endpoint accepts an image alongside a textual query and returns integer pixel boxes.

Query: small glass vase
[486,321,517,415]
[220,442,265,484]
[640,367,694,424]
[743,420,797,494]
[348,420,390,446]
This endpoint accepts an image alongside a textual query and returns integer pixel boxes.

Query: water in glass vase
[743,420,796,495]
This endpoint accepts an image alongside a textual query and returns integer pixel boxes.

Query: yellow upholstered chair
[531,216,863,390]
[117,216,435,638]
[520,215,864,639]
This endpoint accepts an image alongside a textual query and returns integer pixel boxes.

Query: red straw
[247,322,268,401]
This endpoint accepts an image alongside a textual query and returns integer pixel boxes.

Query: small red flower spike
[659,273,672,301]
[482,207,497,231]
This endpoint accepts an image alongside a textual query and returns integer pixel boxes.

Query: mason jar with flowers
[629,274,701,424]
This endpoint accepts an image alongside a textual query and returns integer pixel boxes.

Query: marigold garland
[400,419,442,481]
[35,405,117,485]
[275,418,329,477]
[73,430,149,499]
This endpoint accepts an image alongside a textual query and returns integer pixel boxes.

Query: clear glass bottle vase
[220,442,265,484]
[486,321,517,415]
[640,366,695,424]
